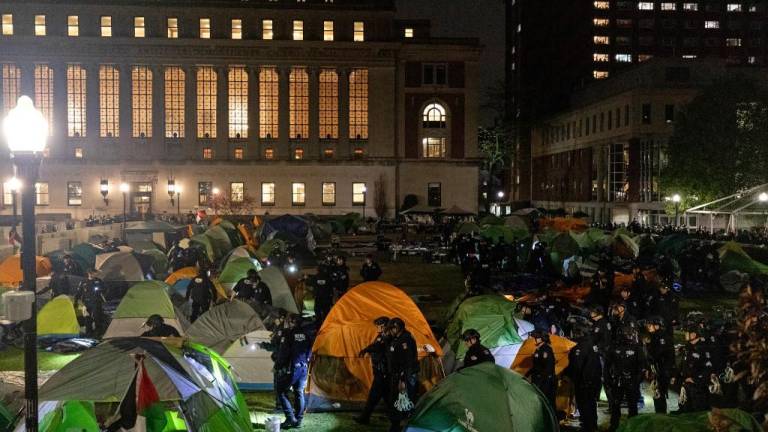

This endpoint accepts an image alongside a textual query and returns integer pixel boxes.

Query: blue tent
[260,215,316,251]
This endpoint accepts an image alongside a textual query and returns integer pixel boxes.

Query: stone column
[278,65,290,159]
[338,67,350,159]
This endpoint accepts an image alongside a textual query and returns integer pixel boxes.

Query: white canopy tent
[685,183,768,233]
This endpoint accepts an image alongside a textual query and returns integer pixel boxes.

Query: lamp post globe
[671,194,682,226]
[759,192,768,202]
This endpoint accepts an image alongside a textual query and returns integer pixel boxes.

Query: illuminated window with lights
[404,28,414,38]
[2,64,20,116]
[290,68,309,139]
[67,182,82,206]
[354,21,364,41]
[727,3,742,12]
[322,182,336,205]
[293,20,304,40]
[292,183,305,205]
[319,69,339,139]
[230,182,244,202]
[593,18,609,26]
[202,147,213,159]
[232,19,242,39]
[262,182,275,205]
[228,67,248,139]
[422,138,446,158]
[167,18,178,38]
[683,3,698,10]
[74,147,83,158]
[68,16,79,36]
[200,18,211,39]
[263,19,274,40]
[33,65,54,137]
[67,65,87,137]
[421,103,448,159]
[197,67,217,139]
[101,16,112,37]
[593,53,609,62]
[2,14,12,36]
[594,70,609,79]
[638,2,654,10]
[294,148,304,160]
[323,148,335,159]
[198,182,212,205]
[134,17,145,37]
[324,21,334,41]
[234,148,244,160]
[353,147,365,158]
[264,147,275,159]
[165,67,185,138]
[132,66,153,138]
[349,69,368,139]
[259,67,279,139]
[36,183,49,206]
[594,1,609,9]
[594,36,610,45]
[615,53,632,62]
[352,182,366,205]
[35,15,46,36]
[423,103,446,128]
[661,2,676,11]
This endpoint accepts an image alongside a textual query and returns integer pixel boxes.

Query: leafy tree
[208,194,257,215]
[479,126,514,212]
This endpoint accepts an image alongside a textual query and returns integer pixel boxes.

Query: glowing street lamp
[671,194,682,226]
[167,179,176,205]
[100,179,109,205]
[759,192,768,203]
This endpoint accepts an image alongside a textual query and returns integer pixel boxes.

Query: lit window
[727,3,742,12]
[35,15,46,36]
[594,1,610,9]
[200,18,211,39]
[99,65,120,138]
[593,70,609,79]
[165,67,185,138]
[262,182,275,205]
[35,182,49,206]
[638,2,654,10]
[101,16,112,37]
[615,53,632,62]
[593,18,609,26]
[290,67,309,139]
[67,16,79,37]
[2,14,12,36]
[2,64,20,116]
[352,182,366,205]
[705,21,720,29]
[638,54,654,62]
[323,20,334,41]
[682,54,697,59]
[319,69,339,139]
[726,38,742,46]
[228,67,248,139]
[660,3,676,11]
[264,148,275,160]
[323,148,335,159]
[203,147,213,159]
[197,67,217,139]
[354,21,365,42]
[294,148,304,160]
[198,182,213,205]
[404,28,414,38]
[683,3,698,10]
[593,53,610,62]
[230,182,244,202]
[132,66,153,138]
[234,147,244,159]
[167,18,179,38]
[232,19,242,39]
[349,69,368,140]
[67,65,87,137]
[74,147,83,158]
[134,17,145,38]
[34,65,54,136]
[67,182,82,206]
[263,19,274,40]
[594,36,610,45]
[293,20,304,40]
[322,182,336,205]
[292,183,306,205]
[423,103,446,128]
[259,67,279,139]
[422,138,446,158]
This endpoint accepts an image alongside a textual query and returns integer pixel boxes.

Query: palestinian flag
[119,356,168,432]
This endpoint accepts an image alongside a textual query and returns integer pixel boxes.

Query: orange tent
[541,217,588,233]
[0,255,52,286]
[308,282,443,408]
[511,335,576,376]
[164,266,198,286]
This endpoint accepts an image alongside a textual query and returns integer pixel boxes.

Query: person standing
[676,321,714,413]
[606,325,644,432]
[276,315,314,430]
[643,316,675,414]
[386,318,419,432]
[566,326,602,432]
[330,256,350,301]
[459,329,495,370]
[645,282,680,339]
[186,269,216,322]
[231,269,259,302]
[360,254,383,282]
[75,270,106,337]
[355,317,391,425]
[312,264,333,326]
[526,329,556,409]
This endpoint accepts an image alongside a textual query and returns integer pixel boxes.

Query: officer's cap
[373,316,390,326]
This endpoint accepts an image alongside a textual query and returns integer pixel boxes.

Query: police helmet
[589,305,605,317]
[373,316,390,327]
[388,317,406,332]
[531,328,550,343]
[146,314,164,328]
[247,269,258,277]
[461,329,481,342]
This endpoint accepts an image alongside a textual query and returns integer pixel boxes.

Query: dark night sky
[396,0,506,125]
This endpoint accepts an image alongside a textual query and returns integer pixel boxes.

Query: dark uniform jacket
[362,333,390,376]
[566,336,602,391]
[75,278,105,307]
[186,275,216,303]
[679,341,714,385]
[606,342,645,387]
[387,330,419,382]
[360,262,383,282]
[461,343,495,370]
[141,324,181,338]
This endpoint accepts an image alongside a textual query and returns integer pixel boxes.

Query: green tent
[217,220,245,248]
[478,214,505,226]
[72,243,102,270]
[219,257,260,287]
[0,400,14,432]
[406,362,558,432]
[103,281,186,338]
[610,233,640,259]
[719,241,768,275]
[551,232,580,259]
[255,238,286,259]
[456,222,481,235]
[190,234,216,262]
[617,409,761,432]
[38,295,80,339]
[140,249,170,276]
[479,225,520,244]
[205,226,234,260]
[656,233,689,256]
[39,401,99,432]
[634,234,657,257]
[445,295,521,363]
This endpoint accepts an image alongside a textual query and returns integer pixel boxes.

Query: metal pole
[122,192,127,243]
[17,157,39,432]
[675,203,680,227]
[177,192,181,217]
[363,191,366,220]
[12,191,18,254]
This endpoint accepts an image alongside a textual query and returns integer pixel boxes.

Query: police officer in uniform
[186,269,216,322]
[676,320,714,413]
[606,325,644,432]
[645,281,679,339]
[360,254,383,282]
[643,316,675,414]
[459,329,494,370]
[276,315,313,429]
[609,302,637,345]
[75,270,106,337]
[526,329,556,409]
[566,326,602,432]
[355,317,391,425]
[312,264,333,325]
[232,269,272,306]
[386,318,418,432]
[141,314,181,337]
[51,254,84,297]
[589,305,611,353]
[330,256,350,301]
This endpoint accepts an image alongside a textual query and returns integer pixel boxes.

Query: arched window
[422,103,446,128]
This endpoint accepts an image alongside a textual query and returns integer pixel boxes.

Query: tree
[373,174,388,220]
[478,126,514,212]
[663,75,768,205]
[208,194,257,215]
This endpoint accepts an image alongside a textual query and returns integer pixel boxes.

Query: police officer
[386,318,418,432]
[459,329,495,370]
[526,329,556,409]
[75,270,106,337]
[141,314,181,337]
[312,264,333,325]
[643,316,675,414]
[360,254,383,282]
[232,269,272,306]
[589,305,611,353]
[51,254,84,297]
[330,256,350,300]
[186,269,216,322]
[675,320,714,413]
[645,281,680,338]
[606,325,644,432]
[275,315,313,429]
[619,285,642,321]
[630,265,648,316]
[566,326,602,432]
[355,317,391,425]
[609,302,637,346]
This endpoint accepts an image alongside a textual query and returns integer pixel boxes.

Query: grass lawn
[0,347,79,372]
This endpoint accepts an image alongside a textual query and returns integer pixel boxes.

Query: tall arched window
[423,103,446,128]
[421,101,448,158]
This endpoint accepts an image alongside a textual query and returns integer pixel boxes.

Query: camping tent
[103,281,186,338]
[219,257,261,291]
[186,300,272,389]
[719,241,768,275]
[308,282,443,410]
[0,255,52,286]
[38,296,80,340]
[456,222,481,235]
[405,362,558,432]
[71,243,103,270]
[219,245,256,270]
[512,335,576,375]
[95,252,147,282]
[259,266,299,314]
[38,338,253,432]
[204,226,234,260]
[260,215,317,251]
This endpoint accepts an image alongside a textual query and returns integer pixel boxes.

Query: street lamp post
[176,185,182,217]
[120,183,129,243]
[167,179,176,206]
[496,191,505,216]
[3,95,49,432]
[5,176,21,236]
[99,179,109,206]
[672,194,682,227]
[362,185,368,220]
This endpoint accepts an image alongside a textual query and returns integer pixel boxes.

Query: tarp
[95,252,146,282]
[511,335,576,375]
[405,363,558,432]
[308,282,443,407]
[617,409,762,432]
[478,214,505,226]
[0,255,52,286]
[38,295,80,339]
[190,234,216,262]
[719,241,768,275]
[165,267,198,287]
[104,281,185,338]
